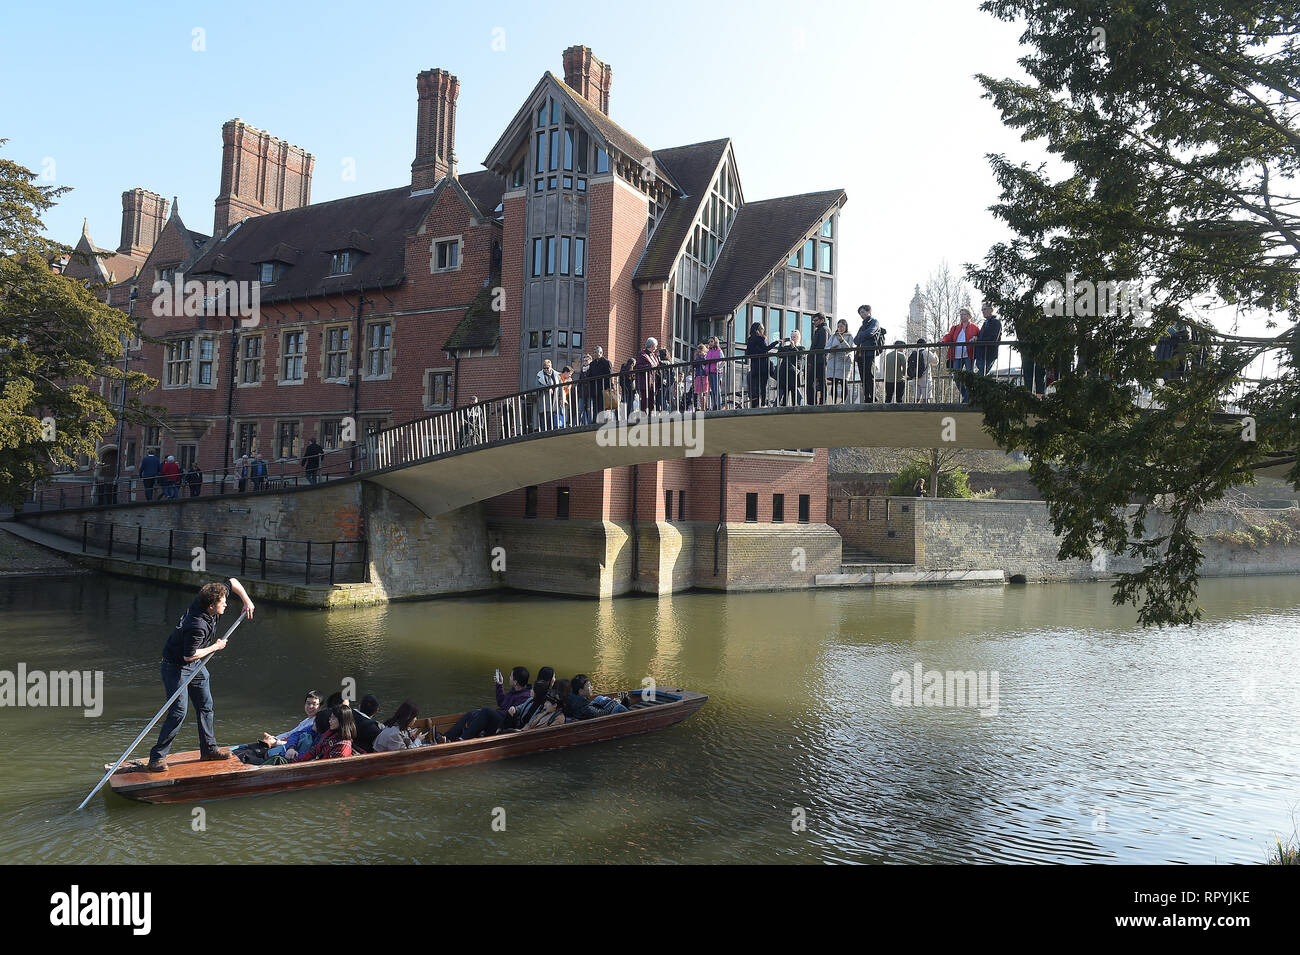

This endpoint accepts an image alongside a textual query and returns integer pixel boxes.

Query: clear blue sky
[4,0,1033,331]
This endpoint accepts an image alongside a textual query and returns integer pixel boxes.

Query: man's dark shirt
[161,580,233,665]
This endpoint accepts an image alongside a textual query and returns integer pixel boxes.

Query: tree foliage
[967,1,1300,625]
[0,141,155,507]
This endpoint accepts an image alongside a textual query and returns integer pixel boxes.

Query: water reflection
[0,574,1297,863]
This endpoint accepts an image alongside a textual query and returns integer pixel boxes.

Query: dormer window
[259,262,285,283]
[329,251,356,275]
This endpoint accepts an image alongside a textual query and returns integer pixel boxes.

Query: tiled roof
[551,74,652,164]
[695,189,846,319]
[188,186,437,302]
[634,139,730,283]
[442,272,501,352]
[459,169,507,218]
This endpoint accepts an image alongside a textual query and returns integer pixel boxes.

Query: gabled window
[259,262,286,283]
[329,251,357,275]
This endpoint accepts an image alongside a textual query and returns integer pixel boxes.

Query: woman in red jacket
[289,704,355,761]
[940,309,981,402]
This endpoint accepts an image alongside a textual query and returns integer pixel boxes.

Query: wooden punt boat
[105,688,707,804]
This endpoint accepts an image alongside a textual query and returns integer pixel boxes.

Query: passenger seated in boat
[352,694,384,753]
[444,666,532,741]
[260,690,322,754]
[503,666,554,730]
[512,685,566,732]
[372,701,430,751]
[288,704,356,762]
[568,675,630,720]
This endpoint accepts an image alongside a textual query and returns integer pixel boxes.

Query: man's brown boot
[200,747,233,761]
[147,757,168,773]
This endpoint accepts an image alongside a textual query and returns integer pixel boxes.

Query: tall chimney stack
[411,69,460,192]
[118,188,169,256]
[562,46,612,115]
[213,119,314,234]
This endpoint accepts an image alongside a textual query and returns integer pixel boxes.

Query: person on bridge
[704,336,724,410]
[827,318,855,404]
[808,313,828,405]
[185,461,203,497]
[587,346,613,420]
[776,328,805,406]
[634,339,660,414]
[975,301,1002,377]
[882,341,909,403]
[536,358,561,429]
[140,450,161,501]
[301,436,324,484]
[853,306,882,402]
[160,455,181,499]
[941,308,982,402]
[746,323,779,407]
[147,578,255,773]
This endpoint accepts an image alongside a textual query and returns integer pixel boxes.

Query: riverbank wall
[11,486,1300,604]
[829,496,1300,581]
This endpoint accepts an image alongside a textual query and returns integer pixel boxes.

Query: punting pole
[76,613,248,810]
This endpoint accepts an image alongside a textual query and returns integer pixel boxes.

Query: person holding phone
[443,666,533,741]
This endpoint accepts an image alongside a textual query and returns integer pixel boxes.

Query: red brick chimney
[213,119,314,234]
[563,46,612,115]
[411,68,460,192]
[117,188,168,256]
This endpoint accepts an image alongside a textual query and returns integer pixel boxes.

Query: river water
[1,572,1297,864]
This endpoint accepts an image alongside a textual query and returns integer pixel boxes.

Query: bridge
[25,339,1291,519]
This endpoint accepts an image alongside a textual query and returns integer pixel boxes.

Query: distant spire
[81,217,90,236]
[170,197,181,219]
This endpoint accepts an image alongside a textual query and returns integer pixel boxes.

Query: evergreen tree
[967,2,1299,624]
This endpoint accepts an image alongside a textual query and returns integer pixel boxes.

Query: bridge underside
[368,405,999,517]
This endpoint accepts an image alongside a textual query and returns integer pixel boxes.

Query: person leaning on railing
[882,340,908,403]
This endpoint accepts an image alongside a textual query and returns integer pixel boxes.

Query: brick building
[68,45,847,543]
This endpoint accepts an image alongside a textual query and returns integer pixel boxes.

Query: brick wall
[827,496,920,562]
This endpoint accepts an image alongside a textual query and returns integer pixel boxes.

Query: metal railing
[27,446,358,512]
[78,520,367,585]
[28,337,1288,509]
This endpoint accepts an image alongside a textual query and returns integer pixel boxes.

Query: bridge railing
[365,337,1286,473]
[365,340,1030,471]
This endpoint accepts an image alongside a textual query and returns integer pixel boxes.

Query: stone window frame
[275,419,303,462]
[163,338,193,388]
[194,335,219,390]
[423,367,453,410]
[430,235,463,273]
[235,420,260,459]
[363,320,393,381]
[280,328,307,385]
[321,323,352,382]
[238,332,264,387]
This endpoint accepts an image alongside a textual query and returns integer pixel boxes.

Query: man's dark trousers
[149,659,218,760]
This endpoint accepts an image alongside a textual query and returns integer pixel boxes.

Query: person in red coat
[160,455,182,500]
[940,309,981,402]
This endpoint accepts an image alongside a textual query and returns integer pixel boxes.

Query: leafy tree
[0,141,155,507]
[888,459,974,499]
[965,2,1300,625]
